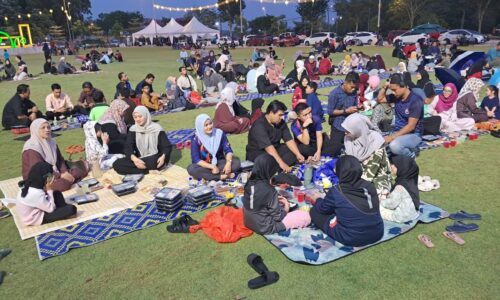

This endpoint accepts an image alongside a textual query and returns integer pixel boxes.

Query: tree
[389,0,430,28]
[475,0,492,32]
[49,25,65,40]
[110,22,123,39]
[296,0,329,35]
[249,15,286,35]
[217,0,246,37]
[184,9,218,27]
[128,18,144,34]
[96,11,144,35]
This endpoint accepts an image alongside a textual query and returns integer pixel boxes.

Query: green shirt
[89,103,109,121]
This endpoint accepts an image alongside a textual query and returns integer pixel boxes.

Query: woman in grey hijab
[112,106,172,174]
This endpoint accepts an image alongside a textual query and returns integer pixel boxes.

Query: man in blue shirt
[377,73,424,158]
[486,42,500,68]
[327,72,359,156]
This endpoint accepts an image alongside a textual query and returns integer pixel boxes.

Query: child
[141,83,163,112]
[242,154,310,235]
[480,85,500,120]
[16,161,77,226]
[88,90,109,121]
[305,81,324,120]
[379,156,420,223]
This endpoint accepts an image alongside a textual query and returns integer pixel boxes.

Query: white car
[393,31,428,45]
[343,31,377,45]
[304,32,335,46]
[439,29,486,44]
[218,36,239,46]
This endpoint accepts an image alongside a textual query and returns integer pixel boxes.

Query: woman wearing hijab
[342,114,392,197]
[416,69,436,100]
[309,155,384,247]
[16,161,77,226]
[456,78,489,122]
[379,156,420,223]
[402,72,417,89]
[215,54,235,82]
[396,61,407,73]
[466,59,488,80]
[407,51,421,73]
[305,55,319,81]
[84,121,125,170]
[338,54,351,75]
[362,75,380,110]
[98,99,129,154]
[22,119,88,192]
[291,76,309,109]
[112,106,172,175]
[243,154,310,235]
[4,59,16,79]
[428,83,475,132]
[213,87,251,134]
[375,54,386,71]
[202,68,227,96]
[165,76,186,110]
[285,60,308,87]
[357,73,370,107]
[265,57,284,86]
[187,114,240,181]
[350,53,360,69]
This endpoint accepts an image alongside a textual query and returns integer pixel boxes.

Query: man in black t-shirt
[2,84,43,129]
[246,100,305,172]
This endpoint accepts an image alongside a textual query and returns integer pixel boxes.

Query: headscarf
[342,114,385,161]
[436,83,459,113]
[296,60,306,79]
[350,53,359,67]
[294,51,303,61]
[243,154,279,210]
[403,72,416,89]
[202,68,224,88]
[391,156,420,210]
[20,161,53,198]
[416,69,430,89]
[344,54,351,65]
[398,62,407,73]
[195,114,223,165]
[129,106,163,157]
[216,54,229,70]
[22,119,58,167]
[358,73,369,100]
[375,54,386,70]
[335,155,380,214]
[216,86,236,116]
[251,98,265,116]
[410,51,417,59]
[98,99,129,134]
[368,75,380,90]
[458,78,484,101]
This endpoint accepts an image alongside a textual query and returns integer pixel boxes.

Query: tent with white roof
[180,17,220,42]
[132,20,161,44]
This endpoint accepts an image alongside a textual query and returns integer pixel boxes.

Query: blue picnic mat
[264,201,449,265]
[166,128,195,145]
[35,196,226,260]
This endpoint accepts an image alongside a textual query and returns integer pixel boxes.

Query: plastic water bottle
[304,164,314,188]
[188,177,194,187]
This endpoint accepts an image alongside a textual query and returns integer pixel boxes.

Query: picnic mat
[166,128,195,145]
[35,196,226,260]
[264,201,449,265]
[0,165,190,240]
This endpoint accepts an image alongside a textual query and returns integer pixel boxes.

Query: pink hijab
[22,119,58,167]
[435,83,458,113]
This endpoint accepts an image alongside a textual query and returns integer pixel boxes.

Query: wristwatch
[343,108,347,114]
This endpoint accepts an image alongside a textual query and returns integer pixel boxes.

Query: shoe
[449,210,481,221]
[445,221,479,233]
[180,215,199,226]
[166,218,190,233]
[0,210,10,219]
[0,248,11,261]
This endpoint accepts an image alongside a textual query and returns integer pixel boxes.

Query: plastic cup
[473,133,479,140]
[443,141,450,148]
[184,140,191,149]
[176,142,184,150]
[450,140,457,147]
[297,191,306,203]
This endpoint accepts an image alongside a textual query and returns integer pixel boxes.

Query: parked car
[304,32,335,46]
[80,39,105,49]
[393,31,429,45]
[386,30,407,44]
[273,32,301,47]
[343,31,377,45]
[108,39,120,47]
[439,29,486,44]
[410,23,447,39]
[218,36,239,46]
[246,35,273,47]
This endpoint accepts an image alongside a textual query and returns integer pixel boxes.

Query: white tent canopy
[157,18,185,42]
[181,17,220,42]
[132,20,161,44]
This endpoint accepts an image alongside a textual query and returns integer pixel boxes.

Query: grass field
[0,45,499,299]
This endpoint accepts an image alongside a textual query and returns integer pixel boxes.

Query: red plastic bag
[189,206,253,243]
[188,91,202,105]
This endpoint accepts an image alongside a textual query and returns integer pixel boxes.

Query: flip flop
[247,253,269,275]
[417,234,434,248]
[248,271,279,290]
[449,210,481,221]
[0,248,12,261]
[442,231,465,245]
[446,221,479,233]
[180,215,199,226]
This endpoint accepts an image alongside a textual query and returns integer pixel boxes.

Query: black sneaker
[0,248,11,261]
[0,210,10,219]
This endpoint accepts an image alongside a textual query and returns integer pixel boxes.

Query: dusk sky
[90,0,329,26]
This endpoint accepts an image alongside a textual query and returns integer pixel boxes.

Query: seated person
[4,59,16,79]
[342,113,392,196]
[3,84,43,129]
[16,161,77,226]
[407,51,421,73]
[177,66,198,96]
[98,99,129,154]
[246,100,305,172]
[45,83,74,120]
[13,64,28,81]
[22,119,88,192]
[309,155,384,247]
[456,78,488,123]
[57,57,74,74]
[250,48,262,62]
[305,55,319,81]
[379,156,420,223]
[243,154,311,235]
[480,85,500,120]
[117,87,137,127]
[305,81,323,119]
[214,87,251,134]
[99,53,110,64]
[291,76,309,109]
[256,71,280,94]
[246,63,260,93]
[318,53,333,75]
[84,121,124,170]
[285,60,308,88]
[134,73,155,97]
[164,77,187,111]
[428,83,474,132]
[377,74,424,158]
[215,54,235,83]
[113,106,172,175]
[88,90,109,121]
[265,58,284,86]
[115,50,123,62]
[141,83,163,112]
[114,72,132,99]
[202,68,227,96]
[75,82,105,115]
[43,57,57,74]
[187,114,241,181]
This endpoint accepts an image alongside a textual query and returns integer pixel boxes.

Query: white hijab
[296,60,305,78]
[217,54,229,70]
[22,119,58,167]
[342,113,385,161]
[129,106,164,157]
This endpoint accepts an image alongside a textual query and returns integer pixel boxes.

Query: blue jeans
[389,134,422,158]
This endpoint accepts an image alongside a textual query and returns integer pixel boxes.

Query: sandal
[180,215,199,226]
[166,218,190,233]
[417,234,434,248]
[445,221,479,233]
[449,210,481,221]
[442,231,465,245]
[248,271,280,289]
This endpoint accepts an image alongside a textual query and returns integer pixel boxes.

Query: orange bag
[189,206,253,243]
[188,91,202,105]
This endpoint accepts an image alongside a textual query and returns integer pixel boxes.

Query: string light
[153,0,318,12]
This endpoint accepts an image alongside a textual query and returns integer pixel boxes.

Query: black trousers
[113,153,169,175]
[42,191,77,224]
[423,116,442,135]
[46,109,73,120]
[100,123,127,154]
[73,106,91,115]
[187,159,241,181]
[329,127,346,157]
[247,144,297,166]
[297,133,336,158]
[309,205,333,231]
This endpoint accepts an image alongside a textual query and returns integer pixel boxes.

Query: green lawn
[0,46,499,299]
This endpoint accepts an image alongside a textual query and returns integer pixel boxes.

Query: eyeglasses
[443,89,452,93]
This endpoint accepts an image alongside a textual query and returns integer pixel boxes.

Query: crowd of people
[1,41,499,249]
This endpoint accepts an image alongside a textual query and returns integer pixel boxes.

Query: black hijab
[416,69,430,89]
[466,59,487,77]
[20,161,53,197]
[391,156,420,210]
[251,98,265,116]
[403,72,417,89]
[335,155,379,214]
[243,154,279,211]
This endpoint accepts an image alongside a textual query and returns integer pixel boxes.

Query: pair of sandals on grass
[418,210,481,248]
[418,175,440,192]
